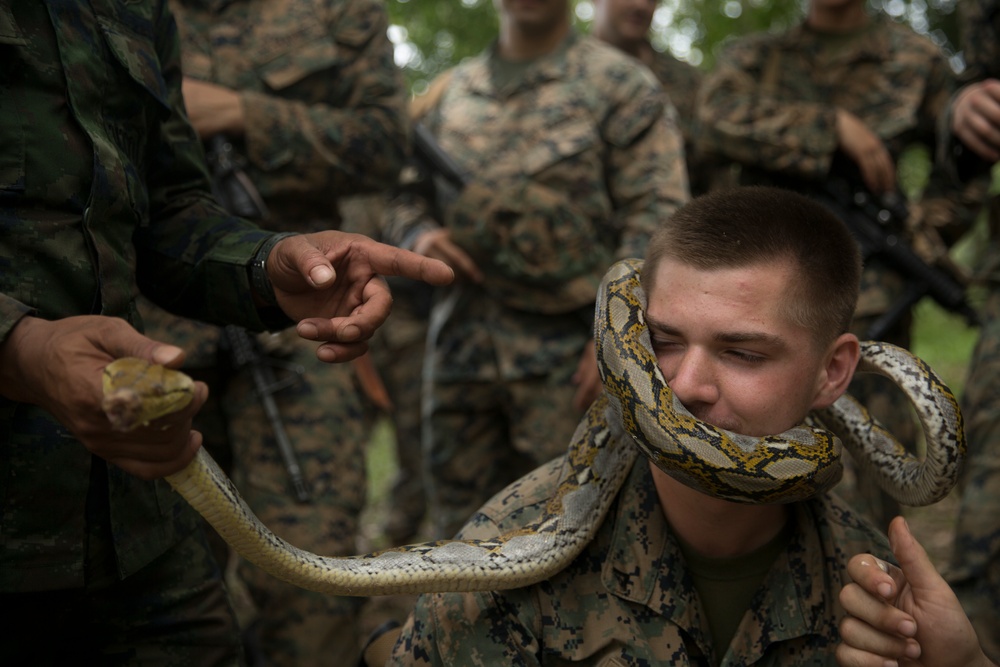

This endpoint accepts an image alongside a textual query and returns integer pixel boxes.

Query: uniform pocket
[96,17,171,113]
[520,116,599,177]
[256,33,345,92]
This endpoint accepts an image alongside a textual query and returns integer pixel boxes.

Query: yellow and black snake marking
[102,259,965,595]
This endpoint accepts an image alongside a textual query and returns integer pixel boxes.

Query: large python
[102,259,966,596]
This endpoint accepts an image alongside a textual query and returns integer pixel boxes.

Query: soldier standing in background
[695,0,984,531]
[136,0,408,664]
[591,0,719,195]
[383,0,688,540]
[941,0,1000,657]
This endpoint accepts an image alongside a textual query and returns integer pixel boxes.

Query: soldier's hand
[266,231,454,363]
[952,79,1000,163]
[0,315,209,479]
[836,516,994,667]
[836,109,895,195]
[181,76,245,139]
[413,228,484,283]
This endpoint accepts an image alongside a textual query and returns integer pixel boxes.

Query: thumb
[888,516,939,593]
[104,326,185,369]
[270,234,336,289]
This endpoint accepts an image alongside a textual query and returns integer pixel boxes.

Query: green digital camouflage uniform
[0,0,302,662]
[387,449,894,666]
[942,0,1000,657]
[135,1,408,665]
[384,32,689,540]
[695,12,980,531]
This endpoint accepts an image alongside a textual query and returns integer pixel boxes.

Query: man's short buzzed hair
[640,186,862,344]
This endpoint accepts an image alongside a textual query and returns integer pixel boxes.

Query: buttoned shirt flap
[519,114,600,178]
[254,27,346,92]
[96,14,171,114]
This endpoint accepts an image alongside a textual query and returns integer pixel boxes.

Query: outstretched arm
[837,516,996,667]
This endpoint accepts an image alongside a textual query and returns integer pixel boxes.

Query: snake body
[106,259,966,596]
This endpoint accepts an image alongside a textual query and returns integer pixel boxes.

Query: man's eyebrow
[646,315,787,348]
[714,331,786,349]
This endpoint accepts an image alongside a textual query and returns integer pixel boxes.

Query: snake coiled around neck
[104,259,966,595]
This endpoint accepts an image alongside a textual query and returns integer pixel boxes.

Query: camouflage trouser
[424,359,584,540]
[833,315,918,532]
[948,288,1000,661]
[2,526,241,666]
[368,301,430,545]
[224,334,374,667]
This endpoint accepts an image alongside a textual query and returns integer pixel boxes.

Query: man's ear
[811,333,860,410]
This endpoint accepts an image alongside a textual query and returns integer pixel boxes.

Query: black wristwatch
[248,232,296,309]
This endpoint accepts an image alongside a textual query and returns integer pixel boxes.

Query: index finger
[846,553,907,602]
[365,243,455,287]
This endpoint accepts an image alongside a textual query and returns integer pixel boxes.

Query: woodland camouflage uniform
[942,0,1000,657]
[384,31,689,540]
[388,452,894,666]
[695,12,983,531]
[641,45,724,195]
[0,0,308,662]
[137,0,408,664]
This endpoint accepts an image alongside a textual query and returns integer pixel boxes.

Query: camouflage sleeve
[916,51,988,247]
[136,0,278,331]
[602,81,689,260]
[959,0,1000,84]
[239,0,408,196]
[696,38,839,180]
[388,588,543,667]
[0,294,34,343]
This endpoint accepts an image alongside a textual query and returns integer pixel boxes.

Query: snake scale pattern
[105,259,966,596]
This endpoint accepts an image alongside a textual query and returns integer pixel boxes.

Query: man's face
[594,0,656,46]
[645,257,833,437]
[497,0,571,35]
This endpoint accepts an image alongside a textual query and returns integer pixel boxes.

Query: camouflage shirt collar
[778,13,891,64]
[467,30,580,99]
[177,0,238,14]
[601,462,836,654]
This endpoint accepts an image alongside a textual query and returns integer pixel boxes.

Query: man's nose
[666,349,719,406]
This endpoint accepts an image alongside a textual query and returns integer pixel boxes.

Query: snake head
[101,357,195,432]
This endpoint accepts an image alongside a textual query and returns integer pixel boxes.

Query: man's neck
[608,37,653,65]
[497,17,571,61]
[806,2,869,33]
[650,462,790,558]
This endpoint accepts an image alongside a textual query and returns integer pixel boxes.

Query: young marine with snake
[102,186,980,664]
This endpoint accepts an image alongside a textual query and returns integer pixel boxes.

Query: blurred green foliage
[385,0,964,91]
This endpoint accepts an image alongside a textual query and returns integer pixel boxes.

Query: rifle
[223,326,310,503]
[412,121,470,199]
[207,135,310,503]
[805,164,980,340]
[207,135,270,220]
[385,123,471,316]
